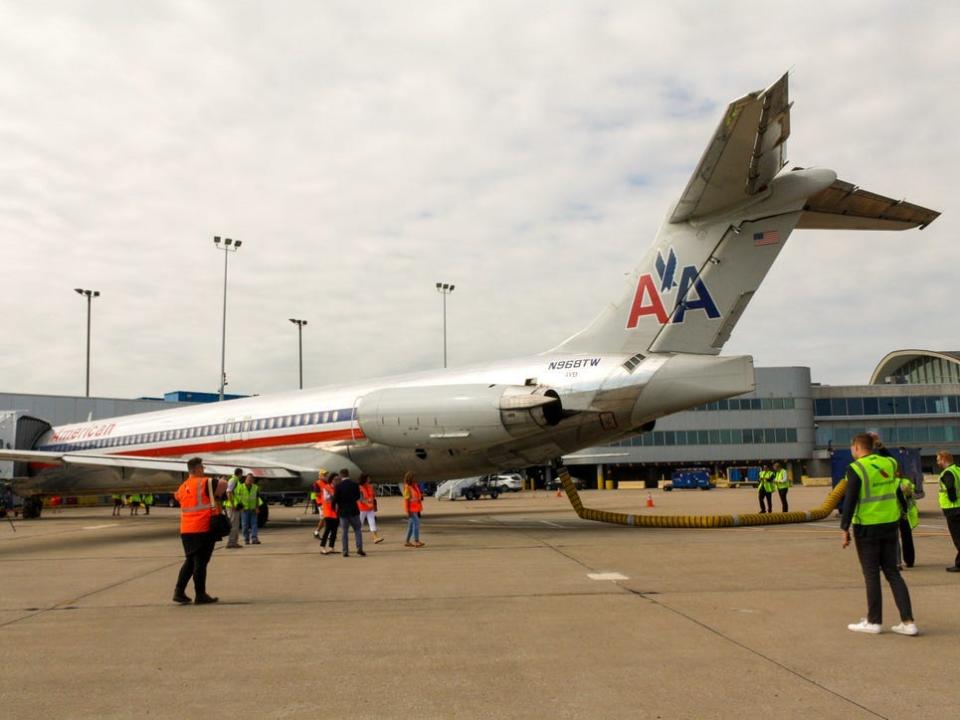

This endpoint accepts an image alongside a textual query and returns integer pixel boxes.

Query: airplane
[0,74,940,519]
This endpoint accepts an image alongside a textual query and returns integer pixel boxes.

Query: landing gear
[257,501,269,529]
[22,495,43,519]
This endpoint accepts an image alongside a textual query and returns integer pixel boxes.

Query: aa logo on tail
[626,248,720,329]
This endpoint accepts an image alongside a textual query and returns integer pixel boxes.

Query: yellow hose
[558,468,847,528]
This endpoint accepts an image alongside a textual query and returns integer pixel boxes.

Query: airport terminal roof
[870,350,960,385]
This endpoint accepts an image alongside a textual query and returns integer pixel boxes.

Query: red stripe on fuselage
[111,427,365,458]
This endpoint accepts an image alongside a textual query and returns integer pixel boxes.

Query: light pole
[213,236,243,401]
[435,282,455,368]
[289,318,308,389]
[74,288,100,397]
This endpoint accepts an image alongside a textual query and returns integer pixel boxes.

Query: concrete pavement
[0,486,955,719]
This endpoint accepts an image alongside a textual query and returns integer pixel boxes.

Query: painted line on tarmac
[527,526,890,719]
[0,558,181,630]
[539,520,564,528]
[82,524,117,530]
[587,572,628,581]
[623,588,890,720]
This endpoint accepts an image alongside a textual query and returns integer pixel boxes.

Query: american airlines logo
[626,248,720,328]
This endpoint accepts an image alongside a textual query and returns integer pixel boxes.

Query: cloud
[1,0,957,400]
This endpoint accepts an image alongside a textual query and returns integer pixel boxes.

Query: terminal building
[2,351,959,487]
[565,350,960,486]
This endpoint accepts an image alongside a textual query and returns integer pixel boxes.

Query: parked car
[492,473,523,492]
[544,475,585,491]
[462,476,502,500]
[436,475,503,501]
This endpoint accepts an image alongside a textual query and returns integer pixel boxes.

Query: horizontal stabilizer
[796,177,940,230]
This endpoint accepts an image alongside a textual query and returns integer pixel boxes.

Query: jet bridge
[0,411,52,480]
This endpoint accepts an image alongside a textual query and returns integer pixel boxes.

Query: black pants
[854,530,913,624]
[176,532,216,597]
[777,488,789,513]
[945,510,960,568]
[898,518,915,568]
[320,517,339,548]
[758,489,772,513]
[340,514,363,553]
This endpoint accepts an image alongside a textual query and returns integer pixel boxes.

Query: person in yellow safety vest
[129,493,141,516]
[223,469,244,549]
[896,475,918,570]
[234,474,261,545]
[773,462,789,512]
[142,493,154,516]
[935,451,960,573]
[840,433,918,635]
[757,464,774,513]
[111,494,123,517]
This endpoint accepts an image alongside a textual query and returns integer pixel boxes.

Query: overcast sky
[2,0,957,400]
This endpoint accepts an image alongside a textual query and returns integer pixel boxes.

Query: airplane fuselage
[18,350,754,494]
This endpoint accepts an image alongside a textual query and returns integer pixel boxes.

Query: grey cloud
[2,1,957,399]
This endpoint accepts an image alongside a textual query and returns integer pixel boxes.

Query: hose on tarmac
[557,468,847,528]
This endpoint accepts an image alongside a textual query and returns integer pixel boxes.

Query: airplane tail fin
[554,73,939,357]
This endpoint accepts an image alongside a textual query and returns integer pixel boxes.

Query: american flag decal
[753,230,779,246]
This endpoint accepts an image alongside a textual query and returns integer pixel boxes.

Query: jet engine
[355,384,562,449]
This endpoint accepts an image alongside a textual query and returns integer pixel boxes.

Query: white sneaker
[847,619,882,634]
[891,622,919,636]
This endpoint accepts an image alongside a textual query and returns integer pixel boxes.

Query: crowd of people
[171,459,427,604]
[111,493,154,516]
[312,467,424,554]
[168,445,960,627]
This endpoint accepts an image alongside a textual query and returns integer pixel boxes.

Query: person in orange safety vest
[312,469,328,539]
[318,472,340,555]
[403,471,424,548]
[172,457,221,605]
[358,473,383,544]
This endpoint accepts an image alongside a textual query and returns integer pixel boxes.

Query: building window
[847,397,864,415]
[863,398,879,415]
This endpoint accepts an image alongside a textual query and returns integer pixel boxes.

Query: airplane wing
[670,73,790,223]
[0,448,301,479]
[796,177,940,230]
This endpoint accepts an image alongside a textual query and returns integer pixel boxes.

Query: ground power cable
[557,467,847,528]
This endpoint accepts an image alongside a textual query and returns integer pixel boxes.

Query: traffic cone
[646,493,655,508]
[556,487,562,497]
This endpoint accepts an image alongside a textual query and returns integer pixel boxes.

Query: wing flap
[797,178,940,230]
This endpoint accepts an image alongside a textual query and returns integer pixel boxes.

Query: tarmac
[0,485,956,719]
